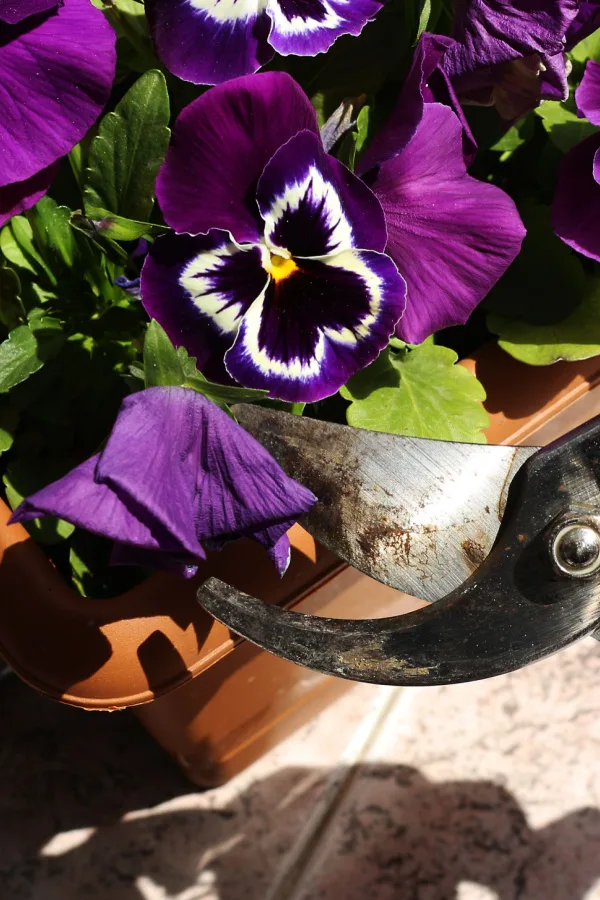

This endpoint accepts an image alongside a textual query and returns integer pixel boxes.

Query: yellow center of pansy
[265,252,298,282]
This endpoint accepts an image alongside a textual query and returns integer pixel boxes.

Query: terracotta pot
[3,341,600,785]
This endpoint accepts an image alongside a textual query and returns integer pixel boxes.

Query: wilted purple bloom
[10,387,317,578]
[146,0,382,86]
[552,59,600,260]
[0,0,116,227]
[141,72,407,403]
[440,0,578,122]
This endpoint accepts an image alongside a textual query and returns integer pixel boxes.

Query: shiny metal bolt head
[551,523,600,578]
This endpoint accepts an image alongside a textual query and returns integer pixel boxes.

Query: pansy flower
[552,59,600,260]
[0,0,116,227]
[142,71,524,381]
[141,72,407,403]
[146,0,383,86]
[10,387,317,578]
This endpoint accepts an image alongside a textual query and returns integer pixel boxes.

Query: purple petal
[188,388,317,542]
[566,1,600,49]
[0,0,116,190]
[358,33,476,175]
[0,0,60,23]
[155,72,319,240]
[444,0,578,78]
[552,132,600,261]
[576,60,600,126]
[146,0,273,86]
[257,130,387,256]
[0,163,57,228]
[10,455,193,555]
[225,250,406,403]
[264,532,292,576]
[141,230,268,382]
[267,0,382,57]
[370,103,525,344]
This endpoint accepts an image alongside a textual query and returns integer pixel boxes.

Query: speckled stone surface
[2,637,600,900]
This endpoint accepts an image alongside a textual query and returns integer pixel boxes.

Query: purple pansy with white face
[145,0,382,85]
[552,59,600,260]
[0,0,116,227]
[142,70,525,381]
[141,72,407,404]
[10,387,317,579]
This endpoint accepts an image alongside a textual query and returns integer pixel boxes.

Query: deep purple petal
[188,388,317,542]
[371,103,525,344]
[257,130,387,256]
[552,132,600,261]
[358,33,476,175]
[444,0,578,78]
[155,72,319,240]
[225,250,406,403]
[0,0,116,190]
[576,60,600,126]
[0,163,57,228]
[141,230,267,382]
[0,0,60,24]
[566,1,600,49]
[146,0,273,86]
[264,532,292,576]
[10,455,192,554]
[267,0,382,56]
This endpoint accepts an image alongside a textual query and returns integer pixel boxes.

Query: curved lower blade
[234,405,538,601]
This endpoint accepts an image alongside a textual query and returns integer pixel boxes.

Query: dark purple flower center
[276,0,327,24]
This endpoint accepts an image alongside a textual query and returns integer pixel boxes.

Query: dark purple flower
[143,70,524,371]
[10,387,317,578]
[141,72,407,403]
[0,0,116,227]
[552,59,600,259]
[145,0,383,86]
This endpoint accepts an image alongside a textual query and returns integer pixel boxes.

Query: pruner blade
[198,410,600,685]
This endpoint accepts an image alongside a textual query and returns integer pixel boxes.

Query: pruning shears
[198,405,600,686]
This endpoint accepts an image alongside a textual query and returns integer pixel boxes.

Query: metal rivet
[551,523,600,578]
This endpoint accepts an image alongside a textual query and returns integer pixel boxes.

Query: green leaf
[417,0,432,39]
[341,344,489,443]
[0,313,64,393]
[4,461,75,546]
[0,215,55,282]
[483,203,586,324]
[0,266,25,330]
[488,278,600,364]
[535,101,599,153]
[84,69,170,223]
[184,374,268,405]
[490,114,535,160]
[31,197,77,268]
[79,209,170,241]
[0,401,19,454]
[143,319,186,387]
[569,29,600,65]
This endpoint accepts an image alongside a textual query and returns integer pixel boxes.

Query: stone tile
[0,673,385,900]
[292,638,600,900]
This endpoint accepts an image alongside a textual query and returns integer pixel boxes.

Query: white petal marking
[267,0,343,35]
[179,235,261,337]
[187,0,266,24]
[236,249,386,381]
[262,164,354,256]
